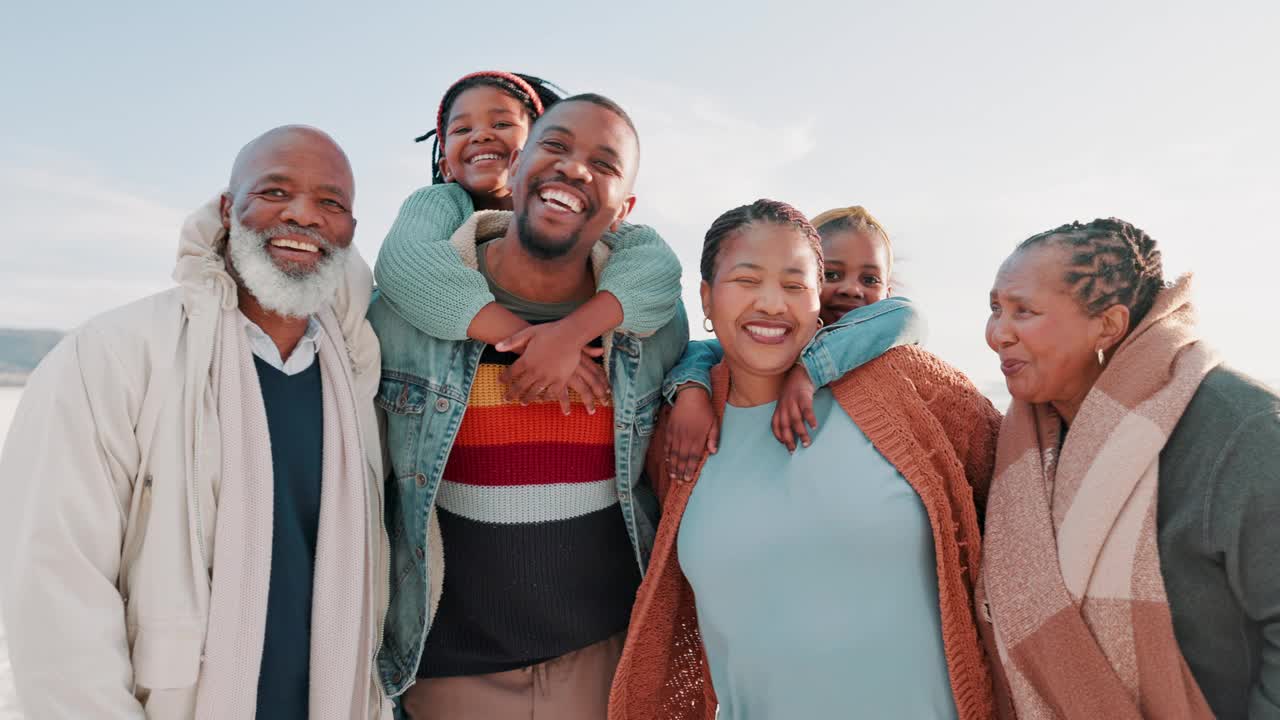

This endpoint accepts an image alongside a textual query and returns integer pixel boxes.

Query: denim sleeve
[660,339,724,403]
[798,296,928,388]
[597,223,683,336]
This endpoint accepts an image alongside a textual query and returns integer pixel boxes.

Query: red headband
[435,71,545,146]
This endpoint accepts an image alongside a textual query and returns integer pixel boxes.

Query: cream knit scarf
[195,306,373,719]
[980,276,1217,719]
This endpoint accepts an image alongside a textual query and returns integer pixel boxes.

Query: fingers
[495,326,535,353]
[772,405,798,453]
[801,400,819,436]
[707,417,720,454]
[786,393,817,449]
[499,360,525,401]
[568,374,596,415]
[556,388,572,416]
[791,408,812,449]
[502,363,533,403]
[667,430,700,481]
[505,364,545,405]
[576,355,610,406]
[581,345,605,358]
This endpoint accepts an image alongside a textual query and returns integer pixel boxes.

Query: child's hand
[497,322,608,414]
[564,351,610,415]
[772,365,818,452]
[666,385,719,481]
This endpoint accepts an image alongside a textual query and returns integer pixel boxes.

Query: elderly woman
[979,218,1280,719]
[608,199,1001,720]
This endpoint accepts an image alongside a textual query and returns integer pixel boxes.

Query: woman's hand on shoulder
[773,364,818,452]
[666,385,719,481]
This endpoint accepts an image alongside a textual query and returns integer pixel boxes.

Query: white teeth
[538,188,584,213]
[745,325,787,338]
[269,238,319,253]
[469,153,502,164]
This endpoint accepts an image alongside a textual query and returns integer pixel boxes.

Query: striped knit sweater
[417,244,640,678]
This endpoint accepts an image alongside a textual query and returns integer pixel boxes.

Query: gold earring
[703,317,714,333]
[1096,347,1106,366]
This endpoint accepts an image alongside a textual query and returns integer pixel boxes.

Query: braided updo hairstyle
[1017,218,1165,327]
[700,199,824,286]
[414,71,565,184]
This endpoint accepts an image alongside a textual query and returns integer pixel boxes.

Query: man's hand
[497,321,609,414]
[666,386,719,481]
[772,364,818,452]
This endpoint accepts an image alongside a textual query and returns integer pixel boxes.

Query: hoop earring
[816,317,825,329]
[703,317,714,333]
[1096,347,1106,366]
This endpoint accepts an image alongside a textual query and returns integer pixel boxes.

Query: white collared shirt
[239,311,323,376]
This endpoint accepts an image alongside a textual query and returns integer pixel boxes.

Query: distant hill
[0,328,64,385]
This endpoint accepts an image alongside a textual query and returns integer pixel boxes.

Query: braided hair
[700,199,824,286]
[414,71,565,184]
[1017,217,1165,326]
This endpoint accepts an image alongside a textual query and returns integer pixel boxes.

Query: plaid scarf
[979,275,1217,719]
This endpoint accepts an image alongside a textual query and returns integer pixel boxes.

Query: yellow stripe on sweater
[466,363,613,409]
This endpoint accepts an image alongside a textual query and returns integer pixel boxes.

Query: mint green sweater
[374,183,683,341]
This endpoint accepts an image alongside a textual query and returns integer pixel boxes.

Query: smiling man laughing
[368,94,688,720]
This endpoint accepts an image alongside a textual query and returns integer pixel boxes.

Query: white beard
[227,216,350,319]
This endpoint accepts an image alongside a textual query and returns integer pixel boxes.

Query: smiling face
[439,85,533,203]
[986,244,1117,411]
[819,228,891,325]
[509,99,638,260]
[701,222,822,386]
[220,126,355,317]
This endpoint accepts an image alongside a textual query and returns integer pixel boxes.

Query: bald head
[228,125,354,201]
[220,124,357,237]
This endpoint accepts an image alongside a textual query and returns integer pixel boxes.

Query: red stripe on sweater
[453,402,615,447]
[443,442,616,487]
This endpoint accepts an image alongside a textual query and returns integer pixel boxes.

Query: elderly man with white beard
[0,126,398,720]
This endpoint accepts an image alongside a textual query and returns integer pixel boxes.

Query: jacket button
[415,547,425,560]
[415,473,427,487]
[434,398,450,412]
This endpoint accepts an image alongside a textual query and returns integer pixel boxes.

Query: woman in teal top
[681,387,958,718]
[608,199,1000,720]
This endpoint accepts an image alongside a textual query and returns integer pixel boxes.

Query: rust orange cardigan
[608,346,1002,720]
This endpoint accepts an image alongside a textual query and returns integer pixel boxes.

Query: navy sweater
[253,357,324,718]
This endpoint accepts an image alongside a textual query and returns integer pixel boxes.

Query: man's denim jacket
[367,264,688,698]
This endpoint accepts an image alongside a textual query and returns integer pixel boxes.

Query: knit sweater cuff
[596,223,682,336]
[373,183,483,341]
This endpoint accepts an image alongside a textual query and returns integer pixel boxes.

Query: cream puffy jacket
[0,197,418,718]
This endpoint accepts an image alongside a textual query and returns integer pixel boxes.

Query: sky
[2,0,1277,389]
